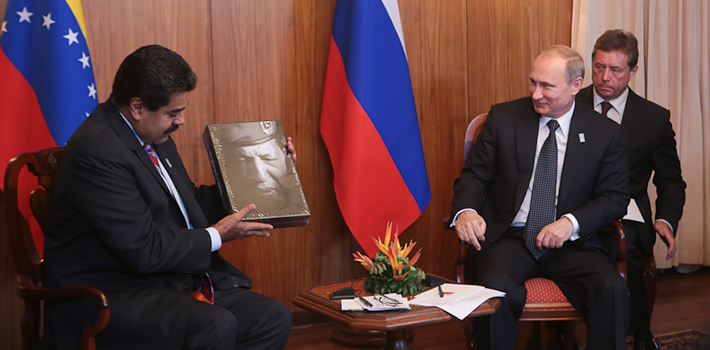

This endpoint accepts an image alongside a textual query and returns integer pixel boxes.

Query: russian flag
[320,0,431,256]
[1,0,97,254]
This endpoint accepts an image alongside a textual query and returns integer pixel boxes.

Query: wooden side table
[292,279,500,350]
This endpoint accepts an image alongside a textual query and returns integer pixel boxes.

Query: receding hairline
[535,45,585,82]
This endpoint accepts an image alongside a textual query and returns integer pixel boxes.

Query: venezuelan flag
[0,0,97,173]
[1,0,96,253]
[320,0,431,256]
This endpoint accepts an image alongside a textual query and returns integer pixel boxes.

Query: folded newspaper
[409,283,505,320]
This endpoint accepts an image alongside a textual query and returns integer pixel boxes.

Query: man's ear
[128,97,144,121]
[571,76,584,95]
[629,65,639,82]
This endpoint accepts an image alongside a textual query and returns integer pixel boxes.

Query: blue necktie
[524,119,559,259]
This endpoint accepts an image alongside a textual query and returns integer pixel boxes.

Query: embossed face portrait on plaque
[231,136,288,205]
[204,121,310,227]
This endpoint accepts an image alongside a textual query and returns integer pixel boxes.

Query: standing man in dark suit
[43,45,292,350]
[577,29,686,350]
[450,45,630,350]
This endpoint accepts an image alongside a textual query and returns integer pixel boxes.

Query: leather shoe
[633,336,659,350]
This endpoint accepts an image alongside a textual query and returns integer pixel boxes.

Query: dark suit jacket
[577,86,686,252]
[43,100,251,350]
[450,97,629,250]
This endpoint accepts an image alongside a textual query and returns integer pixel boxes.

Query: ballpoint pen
[358,296,373,307]
[438,285,444,298]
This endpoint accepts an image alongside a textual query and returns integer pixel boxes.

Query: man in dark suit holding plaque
[450,45,630,350]
[576,29,686,350]
[42,45,292,350]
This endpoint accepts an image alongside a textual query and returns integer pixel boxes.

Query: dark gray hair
[592,29,639,69]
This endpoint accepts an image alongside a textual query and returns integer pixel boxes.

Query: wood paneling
[0,0,572,347]
[398,0,470,281]
[81,0,215,183]
[467,0,573,116]
[0,189,22,350]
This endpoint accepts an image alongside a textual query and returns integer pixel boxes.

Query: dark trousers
[183,287,292,350]
[471,228,630,350]
[599,221,651,337]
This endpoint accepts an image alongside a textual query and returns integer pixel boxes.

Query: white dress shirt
[592,87,629,125]
[453,102,581,241]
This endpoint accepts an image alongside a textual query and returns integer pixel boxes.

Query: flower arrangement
[353,222,426,297]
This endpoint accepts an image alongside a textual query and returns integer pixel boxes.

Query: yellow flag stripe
[65,0,89,40]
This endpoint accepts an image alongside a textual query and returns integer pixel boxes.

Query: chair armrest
[454,241,470,284]
[444,217,470,284]
[608,220,627,280]
[16,274,111,350]
[16,274,110,309]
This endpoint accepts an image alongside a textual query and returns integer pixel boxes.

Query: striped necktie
[143,143,162,174]
[141,143,214,304]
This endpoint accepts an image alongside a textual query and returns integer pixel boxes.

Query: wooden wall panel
[0,0,572,346]
[81,0,215,183]
[467,0,573,117]
[398,0,470,279]
[0,190,22,350]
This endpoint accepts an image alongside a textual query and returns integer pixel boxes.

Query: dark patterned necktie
[524,119,559,259]
[600,101,613,116]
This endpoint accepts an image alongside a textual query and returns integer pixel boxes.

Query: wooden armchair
[4,147,110,350]
[449,114,628,350]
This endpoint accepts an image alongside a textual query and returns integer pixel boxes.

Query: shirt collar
[539,101,574,137]
[114,99,147,146]
[593,86,629,116]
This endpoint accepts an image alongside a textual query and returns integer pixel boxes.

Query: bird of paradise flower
[353,222,425,296]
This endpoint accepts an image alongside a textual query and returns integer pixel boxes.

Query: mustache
[164,125,179,134]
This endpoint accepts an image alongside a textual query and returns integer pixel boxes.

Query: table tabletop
[292,278,501,332]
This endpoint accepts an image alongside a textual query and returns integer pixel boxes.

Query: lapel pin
[578,133,586,143]
[164,158,172,168]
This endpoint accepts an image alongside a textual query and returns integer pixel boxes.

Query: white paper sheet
[624,199,645,223]
[410,283,505,320]
[414,283,484,302]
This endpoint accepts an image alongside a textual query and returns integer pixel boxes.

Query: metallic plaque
[203,121,310,227]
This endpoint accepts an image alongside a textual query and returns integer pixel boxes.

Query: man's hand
[287,136,297,165]
[655,221,677,260]
[455,211,487,251]
[536,217,574,250]
[213,204,273,243]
